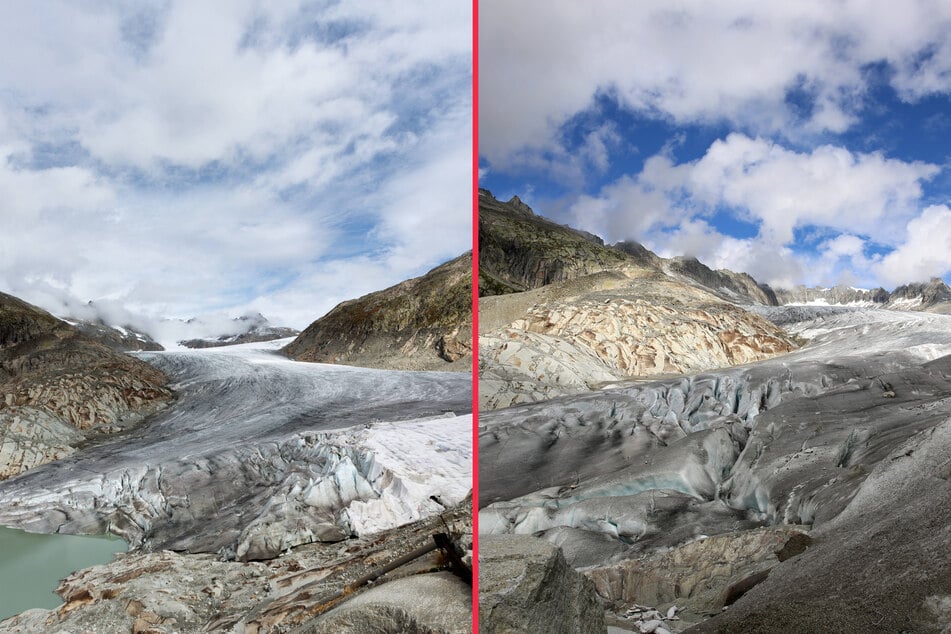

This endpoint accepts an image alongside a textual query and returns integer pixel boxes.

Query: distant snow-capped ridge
[176,313,299,349]
[775,278,951,311]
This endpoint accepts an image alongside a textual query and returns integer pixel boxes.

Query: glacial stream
[0,526,126,619]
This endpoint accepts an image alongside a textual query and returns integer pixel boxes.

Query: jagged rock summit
[0,291,171,480]
[478,191,797,410]
[284,253,472,371]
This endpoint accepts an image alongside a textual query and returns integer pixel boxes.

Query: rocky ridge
[64,319,164,352]
[0,292,171,480]
[284,253,472,371]
[775,277,951,312]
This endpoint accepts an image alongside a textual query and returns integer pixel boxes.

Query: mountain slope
[0,291,171,479]
[283,253,472,371]
[479,189,631,295]
[477,192,797,410]
[66,318,165,352]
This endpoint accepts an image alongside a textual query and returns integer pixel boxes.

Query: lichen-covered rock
[479,534,605,634]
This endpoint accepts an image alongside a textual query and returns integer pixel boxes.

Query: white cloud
[876,206,951,286]
[0,1,472,332]
[480,0,951,167]
[687,134,938,244]
[564,134,941,289]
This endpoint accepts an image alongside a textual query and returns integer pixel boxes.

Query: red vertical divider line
[470,0,479,629]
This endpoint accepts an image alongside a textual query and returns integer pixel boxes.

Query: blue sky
[479,1,951,291]
[0,1,471,342]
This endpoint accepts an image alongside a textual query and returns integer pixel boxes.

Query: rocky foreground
[2,499,472,633]
[479,306,951,632]
[0,339,472,632]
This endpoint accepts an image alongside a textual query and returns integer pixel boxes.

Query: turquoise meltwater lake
[0,526,127,620]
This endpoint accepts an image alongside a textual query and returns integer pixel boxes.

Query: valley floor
[0,340,472,632]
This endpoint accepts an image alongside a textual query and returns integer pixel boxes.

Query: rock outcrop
[0,292,171,480]
[284,253,472,371]
[478,191,798,410]
[588,526,811,614]
[479,189,631,296]
[479,534,605,634]
[663,257,778,306]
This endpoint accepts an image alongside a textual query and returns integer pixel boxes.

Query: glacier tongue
[0,345,471,561]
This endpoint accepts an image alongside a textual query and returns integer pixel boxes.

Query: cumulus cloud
[565,134,940,288]
[0,0,472,332]
[480,0,951,168]
[875,206,951,286]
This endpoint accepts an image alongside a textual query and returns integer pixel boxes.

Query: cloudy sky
[479,1,951,291]
[0,0,471,343]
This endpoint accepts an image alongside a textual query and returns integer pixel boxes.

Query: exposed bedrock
[1,501,472,633]
[0,347,471,561]
[479,278,797,411]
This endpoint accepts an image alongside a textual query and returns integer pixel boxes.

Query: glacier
[0,342,471,561]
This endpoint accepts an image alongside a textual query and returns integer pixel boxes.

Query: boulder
[479,534,605,634]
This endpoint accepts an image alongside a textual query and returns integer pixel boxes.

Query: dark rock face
[479,190,781,308]
[890,277,951,305]
[478,190,631,296]
[479,534,606,634]
[283,253,472,371]
[0,291,172,479]
[666,256,779,306]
